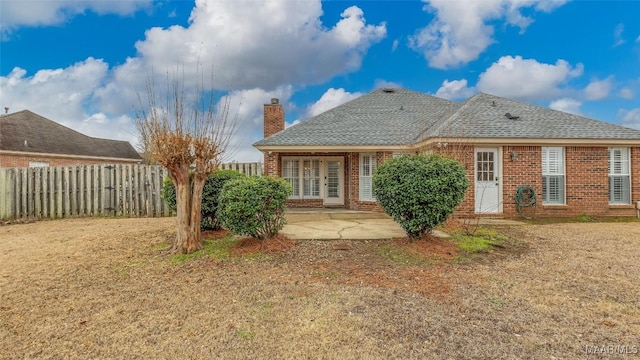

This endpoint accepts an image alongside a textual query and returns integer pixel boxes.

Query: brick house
[0,110,142,168]
[254,88,640,218]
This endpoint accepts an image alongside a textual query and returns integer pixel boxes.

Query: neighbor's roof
[0,110,142,160]
[254,88,458,147]
[254,88,640,149]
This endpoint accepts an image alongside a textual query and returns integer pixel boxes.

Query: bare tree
[136,67,236,254]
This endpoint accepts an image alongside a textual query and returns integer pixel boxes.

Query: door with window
[475,148,501,213]
[323,158,344,205]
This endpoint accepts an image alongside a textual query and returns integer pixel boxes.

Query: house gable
[0,110,141,167]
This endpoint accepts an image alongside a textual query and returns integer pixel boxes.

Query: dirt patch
[1,218,639,359]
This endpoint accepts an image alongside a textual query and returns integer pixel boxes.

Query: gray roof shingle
[429,93,640,140]
[254,88,458,147]
[0,110,142,160]
[254,88,640,148]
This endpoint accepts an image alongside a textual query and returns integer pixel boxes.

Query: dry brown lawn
[1,217,639,359]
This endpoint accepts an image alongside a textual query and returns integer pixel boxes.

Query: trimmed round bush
[373,154,469,240]
[217,176,292,239]
[161,170,245,230]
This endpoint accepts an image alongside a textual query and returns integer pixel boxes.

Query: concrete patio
[282,208,524,240]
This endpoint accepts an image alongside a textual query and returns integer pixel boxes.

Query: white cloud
[409,0,567,69]
[1,1,388,163]
[476,55,583,100]
[123,0,385,91]
[613,23,626,47]
[217,86,294,162]
[435,79,475,100]
[0,58,140,145]
[584,76,613,101]
[618,108,640,129]
[618,88,634,100]
[373,79,402,90]
[0,0,152,37]
[392,39,399,52]
[306,88,363,118]
[549,98,582,115]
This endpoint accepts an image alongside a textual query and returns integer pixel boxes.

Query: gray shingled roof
[429,93,640,140]
[254,88,640,148]
[0,110,142,160]
[254,88,458,146]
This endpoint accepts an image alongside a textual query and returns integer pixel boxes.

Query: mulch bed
[229,235,298,256]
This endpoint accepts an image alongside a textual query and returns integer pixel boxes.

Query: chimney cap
[270,98,279,105]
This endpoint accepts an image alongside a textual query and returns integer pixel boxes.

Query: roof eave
[253,144,411,153]
[255,137,640,154]
[417,137,640,147]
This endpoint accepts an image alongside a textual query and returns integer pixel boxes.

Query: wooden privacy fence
[0,164,172,221]
[0,162,264,221]
[219,162,262,176]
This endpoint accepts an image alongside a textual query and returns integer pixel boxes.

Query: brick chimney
[264,98,284,138]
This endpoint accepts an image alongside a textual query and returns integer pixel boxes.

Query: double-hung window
[608,148,631,204]
[542,147,565,205]
[282,159,300,198]
[282,158,321,199]
[359,153,376,201]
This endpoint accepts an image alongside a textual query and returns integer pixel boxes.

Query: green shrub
[161,177,177,211]
[201,170,246,230]
[217,176,292,239]
[161,170,245,230]
[373,154,469,241]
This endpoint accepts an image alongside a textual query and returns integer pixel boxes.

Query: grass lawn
[1,217,639,359]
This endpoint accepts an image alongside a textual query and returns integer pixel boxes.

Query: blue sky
[1,0,639,162]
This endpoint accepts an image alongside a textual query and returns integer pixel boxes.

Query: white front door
[475,148,501,213]
[323,158,344,205]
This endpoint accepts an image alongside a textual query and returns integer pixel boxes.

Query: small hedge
[161,170,245,230]
[373,154,469,240]
[217,176,291,239]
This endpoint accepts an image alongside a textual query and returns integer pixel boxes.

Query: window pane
[609,175,630,204]
[283,159,299,197]
[543,175,565,204]
[542,147,564,175]
[360,154,376,201]
[301,159,320,198]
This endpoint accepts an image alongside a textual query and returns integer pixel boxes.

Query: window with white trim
[282,158,321,199]
[608,147,631,204]
[282,159,300,198]
[542,147,565,205]
[303,159,320,197]
[359,153,377,201]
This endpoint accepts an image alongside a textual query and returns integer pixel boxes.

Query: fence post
[0,169,15,220]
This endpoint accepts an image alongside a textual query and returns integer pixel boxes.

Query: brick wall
[441,144,639,218]
[345,152,385,212]
[436,144,476,217]
[632,147,640,210]
[500,146,638,217]
[264,100,284,138]
[502,146,542,217]
[0,153,139,168]
[261,144,640,217]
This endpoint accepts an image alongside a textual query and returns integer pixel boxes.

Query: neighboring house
[0,110,142,168]
[254,88,640,217]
